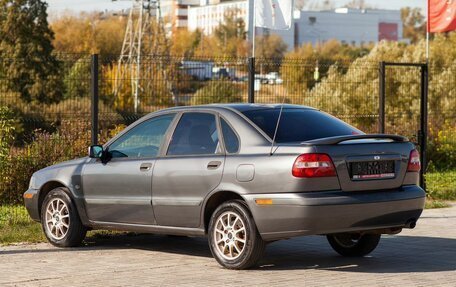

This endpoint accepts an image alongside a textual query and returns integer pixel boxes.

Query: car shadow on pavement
[2,234,455,274]
[1,233,213,258]
[257,235,456,273]
[84,232,214,258]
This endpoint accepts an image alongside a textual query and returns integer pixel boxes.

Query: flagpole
[426,31,429,61]
[426,0,430,62]
[248,0,256,103]
[253,0,255,57]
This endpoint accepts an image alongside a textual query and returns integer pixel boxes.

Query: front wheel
[208,200,265,269]
[327,233,381,257]
[41,187,87,247]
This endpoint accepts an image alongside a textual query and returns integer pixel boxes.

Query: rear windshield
[242,108,363,143]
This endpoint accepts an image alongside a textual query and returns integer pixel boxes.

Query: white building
[187,0,248,35]
[161,0,201,30]
[290,8,403,48]
[188,3,403,50]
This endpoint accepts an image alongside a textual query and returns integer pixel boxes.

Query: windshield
[242,108,363,143]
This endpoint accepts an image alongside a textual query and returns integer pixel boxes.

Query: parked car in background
[181,60,214,81]
[212,66,236,80]
[265,72,283,84]
[24,104,425,269]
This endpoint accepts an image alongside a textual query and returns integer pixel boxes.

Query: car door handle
[207,161,222,170]
[140,163,153,171]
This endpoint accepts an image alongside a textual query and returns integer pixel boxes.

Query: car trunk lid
[304,135,413,192]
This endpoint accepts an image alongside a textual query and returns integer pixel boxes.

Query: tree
[212,8,249,57]
[51,12,127,56]
[280,40,372,94]
[401,7,426,44]
[255,34,288,59]
[0,0,63,104]
[51,13,92,54]
[255,34,288,73]
[191,81,242,105]
[171,29,201,57]
[63,58,91,99]
[194,33,220,57]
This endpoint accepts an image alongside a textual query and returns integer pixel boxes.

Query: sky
[44,0,427,14]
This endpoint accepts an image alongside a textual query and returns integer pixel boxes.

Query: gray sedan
[24,104,425,269]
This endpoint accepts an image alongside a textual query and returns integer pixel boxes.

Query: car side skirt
[89,221,206,237]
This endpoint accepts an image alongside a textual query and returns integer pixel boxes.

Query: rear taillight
[407,149,421,172]
[292,153,337,178]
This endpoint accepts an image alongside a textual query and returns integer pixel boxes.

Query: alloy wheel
[45,198,70,240]
[213,211,247,260]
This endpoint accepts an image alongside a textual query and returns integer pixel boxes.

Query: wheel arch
[38,181,72,218]
[203,190,246,233]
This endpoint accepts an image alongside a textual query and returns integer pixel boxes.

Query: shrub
[0,97,122,145]
[0,117,122,205]
[191,80,242,105]
[426,170,456,200]
[0,119,91,204]
[428,121,456,170]
[0,106,15,161]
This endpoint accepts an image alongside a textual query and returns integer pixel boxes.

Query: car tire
[208,200,265,270]
[327,233,381,257]
[40,187,87,247]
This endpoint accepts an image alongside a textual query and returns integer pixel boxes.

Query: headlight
[29,175,37,189]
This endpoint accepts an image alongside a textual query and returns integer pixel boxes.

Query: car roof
[158,103,317,114]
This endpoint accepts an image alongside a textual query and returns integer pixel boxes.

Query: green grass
[425,199,451,209]
[0,205,130,245]
[426,170,456,200]
[0,206,45,244]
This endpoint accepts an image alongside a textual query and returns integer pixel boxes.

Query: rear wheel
[208,200,265,269]
[41,187,87,247]
[327,233,381,257]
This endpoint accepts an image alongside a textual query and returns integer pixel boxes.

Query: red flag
[428,0,456,32]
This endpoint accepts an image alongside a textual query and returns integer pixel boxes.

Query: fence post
[248,57,255,103]
[419,63,428,189]
[91,54,99,146]
[378,61,385,134]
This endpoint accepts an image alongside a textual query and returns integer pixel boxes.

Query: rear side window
[167,113,220,155]
[242,108,362,143]
[220,118,239,153]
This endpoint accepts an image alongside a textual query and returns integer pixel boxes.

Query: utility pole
[114,0,156,113]
[114,0,177,112]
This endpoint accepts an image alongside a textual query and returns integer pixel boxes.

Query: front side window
[221,118,239,153]
[167,113,220,156]
[108,114,175,158]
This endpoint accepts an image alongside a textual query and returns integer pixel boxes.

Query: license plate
[350,160,395,180]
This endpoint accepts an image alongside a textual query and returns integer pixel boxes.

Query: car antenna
[269,100,286,156]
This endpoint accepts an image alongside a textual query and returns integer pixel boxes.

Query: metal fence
[1,53,455,223]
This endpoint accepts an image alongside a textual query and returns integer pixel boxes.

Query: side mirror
[88,145,104,158]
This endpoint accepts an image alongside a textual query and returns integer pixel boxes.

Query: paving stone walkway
[1,205,455,286]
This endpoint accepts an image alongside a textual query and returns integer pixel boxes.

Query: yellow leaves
[50,13,126,56]
[108,124,127,139]
[171,29,200,56]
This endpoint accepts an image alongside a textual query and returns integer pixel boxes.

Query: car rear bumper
[23,188,41,222]
[243,185,426,241]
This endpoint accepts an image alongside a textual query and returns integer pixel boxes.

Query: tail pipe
[405,219,417,229]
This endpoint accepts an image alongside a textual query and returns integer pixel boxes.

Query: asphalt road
[1,205,455,287]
